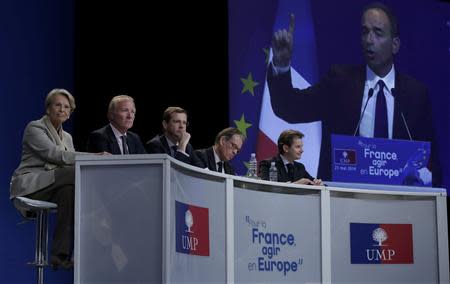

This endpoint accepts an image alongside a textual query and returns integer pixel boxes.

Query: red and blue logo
[334,149,357,165]
[175,201,210,256]
[350,223,413,264]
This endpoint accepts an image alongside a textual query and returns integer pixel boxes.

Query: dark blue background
[1,1,74,282]
[1,0,449,283]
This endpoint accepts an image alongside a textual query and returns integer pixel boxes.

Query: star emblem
[234,114,252,137]
[240,73,259,96]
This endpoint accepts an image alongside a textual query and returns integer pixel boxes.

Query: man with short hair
[268,2,437,184]
[145,106,194,164]
[192,127,244,175]
[86,95,146,154]
[259,130,323,185]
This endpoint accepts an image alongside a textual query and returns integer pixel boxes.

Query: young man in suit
[259,130,323,185]
[86,95,146,154]
[145,106,194,164]
[193,127,244,175]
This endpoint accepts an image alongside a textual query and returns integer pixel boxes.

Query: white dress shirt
[213,148,224,173]
[110,123,127,154]
[359,65,395,139]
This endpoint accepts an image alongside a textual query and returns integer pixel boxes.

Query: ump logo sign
[350,223,413,264]
[334,149,357,165]
[175,201,210,256]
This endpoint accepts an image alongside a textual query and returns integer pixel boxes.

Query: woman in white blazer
[11,89,83,270]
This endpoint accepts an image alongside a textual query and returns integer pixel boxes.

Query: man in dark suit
[86,95,146,154]
[145,106,194,164]
[259,130,323,185]
[269,3,438,183]
[192,127,245,175]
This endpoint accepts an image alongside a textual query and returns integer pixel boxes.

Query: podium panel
[330,192,438,283]
[233,186,322,282]
[75,155,448,284]
[169,165,227,283]
[76,161,163,284]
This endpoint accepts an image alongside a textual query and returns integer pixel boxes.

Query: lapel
[127,133,135,154]
[42,115,66,151]
[348,66,367,128]
[206,147,217,171]
[223,161,235,175]
[160,135,171,155]
[275,155,289,182]
[392,72,407,139]
[292,161,304,181]
[106,125,122,154]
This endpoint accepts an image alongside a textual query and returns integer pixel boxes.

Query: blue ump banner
[331,135,431,187]
[350,223,414,264]
[175,201,210,256]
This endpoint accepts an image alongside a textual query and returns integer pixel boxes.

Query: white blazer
[10,115,80,198]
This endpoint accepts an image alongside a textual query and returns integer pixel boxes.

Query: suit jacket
[192,147,236,175]
[259,155,314,182]
[86,124,146,154]
[145,134,194,164]
[268,64,435,182]
[10,115,80,198]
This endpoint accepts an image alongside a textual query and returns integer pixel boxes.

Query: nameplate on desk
[331,134,431,187]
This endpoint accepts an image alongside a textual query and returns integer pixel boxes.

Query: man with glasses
[146,106,194,164]
[192,127,245,175]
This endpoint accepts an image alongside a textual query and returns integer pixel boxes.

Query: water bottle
[269,161,278,182]
[247,153,257,178]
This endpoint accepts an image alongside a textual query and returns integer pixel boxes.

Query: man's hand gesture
[272,14,295,68]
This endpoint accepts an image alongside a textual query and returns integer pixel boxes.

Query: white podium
[75,154,449,283]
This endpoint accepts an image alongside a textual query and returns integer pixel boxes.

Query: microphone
[353,88,374,136]
[391,88,412,141]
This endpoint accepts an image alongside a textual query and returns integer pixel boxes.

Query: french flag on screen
[175,201,210,256]
[350,223,414,264]
[256,0,321,177]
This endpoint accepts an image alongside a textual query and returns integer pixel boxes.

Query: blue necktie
[374,80,388,138]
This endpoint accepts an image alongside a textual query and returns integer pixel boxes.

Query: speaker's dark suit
[259,155,314,182]
[145,135,194,164]
[268,64,437,183]
[86,124,146,154]
[192,147,236,175]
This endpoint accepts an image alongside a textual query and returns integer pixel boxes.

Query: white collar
[164,135,178,148]
[213,147,222,165]
[366,65,395,92]
[110,123,126,139]
[280,154,292,166]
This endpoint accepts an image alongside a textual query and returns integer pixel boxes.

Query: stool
[13,196,57,284]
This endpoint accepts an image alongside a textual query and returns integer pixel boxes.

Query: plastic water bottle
[247,153,257,178]
[269,162,278,182]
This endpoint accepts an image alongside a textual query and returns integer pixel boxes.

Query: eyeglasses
[227,140,241,153]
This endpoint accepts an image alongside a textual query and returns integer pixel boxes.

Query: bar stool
[13,196,58,284]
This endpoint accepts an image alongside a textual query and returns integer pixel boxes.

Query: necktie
[286,163,294,182]
[217,161,223,173]
[171,145,178,157]
[121,135,129,154]
[374,80,388,138]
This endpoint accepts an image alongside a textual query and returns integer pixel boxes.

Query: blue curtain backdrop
[0,1,74,283]
[228,0,450,192]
